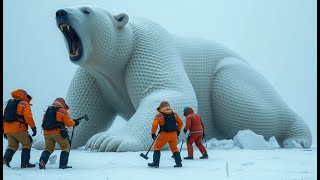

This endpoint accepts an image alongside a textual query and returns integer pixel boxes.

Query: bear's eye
[82,9,90,14]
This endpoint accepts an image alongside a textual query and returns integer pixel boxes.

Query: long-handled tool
[202,135,207,148]
[140,134,159,160]
[69,115,89,146]
[48,114,89,164]
[180,138,184,152]
[171,138,184,158]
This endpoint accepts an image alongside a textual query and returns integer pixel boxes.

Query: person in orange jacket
[38,97,80,169]
[148,101,184,168]
[183,107,208,159]
[3,89,37,168]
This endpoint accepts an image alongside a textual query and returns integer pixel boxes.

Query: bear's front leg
[67,69,118,149]
[87,90,197,152]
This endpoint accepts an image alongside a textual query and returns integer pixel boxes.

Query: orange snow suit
[3,89,36,133]
[152,102,183,152]
[42,97,77,153]
[42,97,76,135]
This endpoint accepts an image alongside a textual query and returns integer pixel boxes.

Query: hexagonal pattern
[52,6,312,151]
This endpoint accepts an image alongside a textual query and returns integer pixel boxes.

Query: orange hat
[53,97,69,110]
[157,101,170,110]
[11,89,32,103]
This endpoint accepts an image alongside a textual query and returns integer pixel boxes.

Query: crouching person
[38,97,79,169]
[183,107,208,159]
[3,89,37,168]
[148,101,183,168]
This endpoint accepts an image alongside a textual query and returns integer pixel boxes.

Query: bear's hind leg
[211,58,312,148]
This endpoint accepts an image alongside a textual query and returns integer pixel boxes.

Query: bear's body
[33,6,311,151]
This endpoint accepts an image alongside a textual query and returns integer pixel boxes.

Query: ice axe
[171,138,184,158]
[202,134,207,148]
[74,114,89,122]
[70,115,89,146]
[140,134,159,160]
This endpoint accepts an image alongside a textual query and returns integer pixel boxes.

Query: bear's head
[56,6,132,67]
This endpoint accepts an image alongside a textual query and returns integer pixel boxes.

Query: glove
[183,129,187,134]
[31,127,37,136]
[177,131,180,137]
[152,133,157,140]
[74,119,80,126]
[3,133,7,139]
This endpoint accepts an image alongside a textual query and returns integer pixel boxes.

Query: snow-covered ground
[3,139,317,180]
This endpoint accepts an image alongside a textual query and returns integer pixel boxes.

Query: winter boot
[184,155,194,160]
[39,150,51,170]
[59,151,72,169]
[21,148,36,168]
[173,151,182,167]
[148,150,160,168]
[3,149,15,168]
[200,153,208,159]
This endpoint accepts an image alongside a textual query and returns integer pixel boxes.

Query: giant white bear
[34,6,312,151]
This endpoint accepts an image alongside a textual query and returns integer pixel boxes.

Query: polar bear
[36,6,312,151]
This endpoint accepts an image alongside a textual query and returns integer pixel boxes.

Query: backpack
[42,106,62,130]
[3,99,25,123]
[160,113,178,132]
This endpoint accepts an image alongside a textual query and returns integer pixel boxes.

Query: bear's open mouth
[59,24,82,60]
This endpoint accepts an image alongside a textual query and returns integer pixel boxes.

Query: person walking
[148,101,184,168]
[38,97,80,169]
[3,89,37,168]
[183,106,208,159]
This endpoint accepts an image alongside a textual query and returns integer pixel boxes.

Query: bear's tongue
[70,38,80,57]
[69,29,80,57]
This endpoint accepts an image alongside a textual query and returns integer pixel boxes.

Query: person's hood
[160,106,173,114]
[52,97,69,110]
[11,89,32,104]
[183,107,194,116]
[186,107,194,116]
[158,101,173,114]
[157,101,170,110]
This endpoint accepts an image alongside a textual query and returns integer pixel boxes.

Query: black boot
[21,148,36,168]
[59,151,72,169]
[200,153,208,159]
[173,152,182,167]
[3,149,15,168]
[39,150,51,170]
[184,155,194,160]
[148,150,160,168]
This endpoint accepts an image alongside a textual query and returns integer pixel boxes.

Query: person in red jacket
[3,89,37,168]
[38,97,80,169]
[148,101,184,168]
[183,107,208,159]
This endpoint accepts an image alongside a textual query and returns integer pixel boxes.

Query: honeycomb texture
[37,6,312,151]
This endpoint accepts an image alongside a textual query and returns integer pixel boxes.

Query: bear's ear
[113,13,129,28]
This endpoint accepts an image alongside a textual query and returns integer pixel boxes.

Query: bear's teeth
[59,24,70,31]
[70,52,79,57]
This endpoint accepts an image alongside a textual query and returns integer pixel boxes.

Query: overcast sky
[3,0,317,145]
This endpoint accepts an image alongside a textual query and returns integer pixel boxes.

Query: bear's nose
[56,9,68,18]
